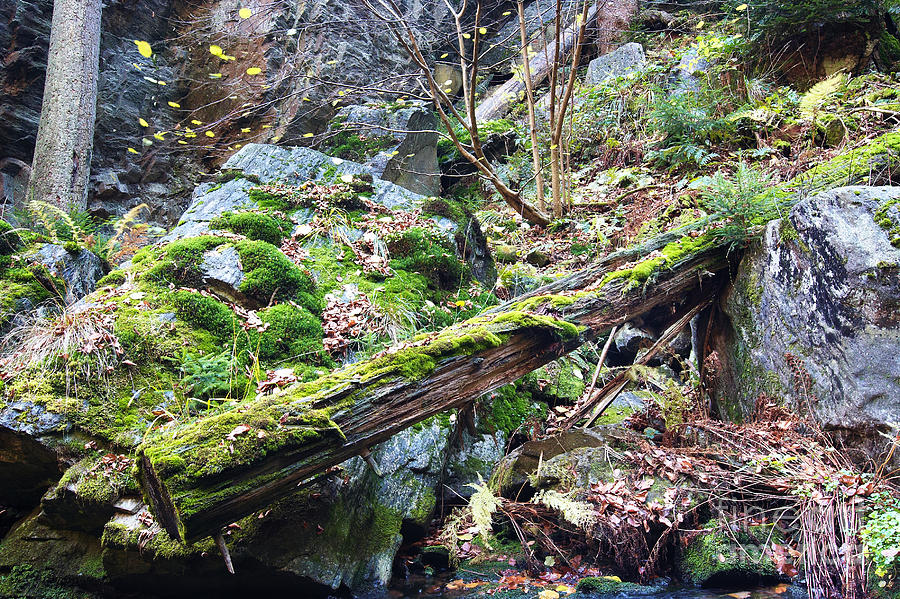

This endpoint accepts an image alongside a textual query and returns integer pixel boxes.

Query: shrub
[728,0,882,41]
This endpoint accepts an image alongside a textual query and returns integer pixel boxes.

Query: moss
[209,211,290,245]
[0,261,65,327]
[874,197,900,249]
[880,30,900,65]
[0,564,94,599]
[483,383,546,435]
[0,219,22,254]
[576,576,648,594]
[234,240,321,312]
[385,227,469,290]
[100,520,211,560]
[679,520,779,586]
[52,455,139,505]
[141,235,223,287]
[247,303,328,364]
[789,131,900,198]
[96,269,126,287]
[169,290,239,343]
[321,129,397,162]
[217,169,262,185]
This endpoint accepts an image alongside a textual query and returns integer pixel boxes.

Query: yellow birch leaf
[191,120,203,125]
[153,131,166,140]
[246,67,262,75]
[178,140,188,144]
[239,7,252,18]
[210,44,223,56]
[139,118,150,127]
[479,27,487,35]
[167,101,181,108]
[209,73,223,78]
[463,32,471,39]
[440,53,449,58]
[736,3,748,9]
[134,40,153,58]
[241,128,251,133]
[127,147,139,154]
[205,131,215,137]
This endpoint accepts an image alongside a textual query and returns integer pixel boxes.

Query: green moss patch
[209,211,291,245]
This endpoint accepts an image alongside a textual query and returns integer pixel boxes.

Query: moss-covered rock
[678,520,781,587]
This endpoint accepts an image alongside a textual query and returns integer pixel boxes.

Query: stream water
[385,572,805,599]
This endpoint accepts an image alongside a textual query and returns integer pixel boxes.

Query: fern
[533,489,595,530]
[466,475,501,546]
[799,72,847,120]
[26,200,85,244]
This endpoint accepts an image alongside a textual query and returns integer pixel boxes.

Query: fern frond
[532,489,595,530]
[26,200,84,244]
[466,474,501,546]
[799,72,847,120]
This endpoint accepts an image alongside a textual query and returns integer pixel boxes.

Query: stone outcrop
[717,186,900,460]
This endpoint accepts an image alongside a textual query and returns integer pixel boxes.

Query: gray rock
[332,102,440,196]
[200,245,245,304]
[585,42,646,86]
[163,143,425,242]
[718,186,900,448]
[670,46,711,94]
[614,321,655,359]
[31,244,105,305]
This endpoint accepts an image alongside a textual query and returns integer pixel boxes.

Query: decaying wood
[571,298,713,429]
[138,238,730,543]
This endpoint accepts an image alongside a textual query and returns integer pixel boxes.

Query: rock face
[585,42,646,85]
[330,102,440,196]
[717,186,900,454]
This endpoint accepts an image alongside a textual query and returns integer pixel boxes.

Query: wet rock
[717,186,900,459]
[678,520,781,587]
[30,244,105,305]
[586,42,646,86]
[0,426,63,509]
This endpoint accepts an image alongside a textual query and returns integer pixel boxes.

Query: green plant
[179,349,233,400]
[861,494,900,585]
[699,162,777,250]
[728,0,882,41]
[648,90,739,170]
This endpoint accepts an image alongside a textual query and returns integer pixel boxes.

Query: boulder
[585,42,646,86]
[716,186,900,458]
[163,143,424,242]
[30,244,105,305]
[669,46,711,94]
[329,102,440,196]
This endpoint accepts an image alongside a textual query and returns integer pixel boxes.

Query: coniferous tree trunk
[27,0,102,211]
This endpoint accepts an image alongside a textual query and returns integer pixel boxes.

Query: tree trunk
[27,0,102,211]
[138,237,730,542]
[475,3,599,123]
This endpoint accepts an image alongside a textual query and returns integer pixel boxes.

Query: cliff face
[0,0,464,225]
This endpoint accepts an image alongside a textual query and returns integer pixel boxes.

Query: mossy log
[138,235,729,542]
[136,130,900,544]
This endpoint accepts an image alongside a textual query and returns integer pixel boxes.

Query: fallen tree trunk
[138,238,729,542]
[136,129,900,543]
[475,3,599,122]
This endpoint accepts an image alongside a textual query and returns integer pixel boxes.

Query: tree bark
[27,0,102,211]
[475,2,599,123]
[138,237,730,542]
